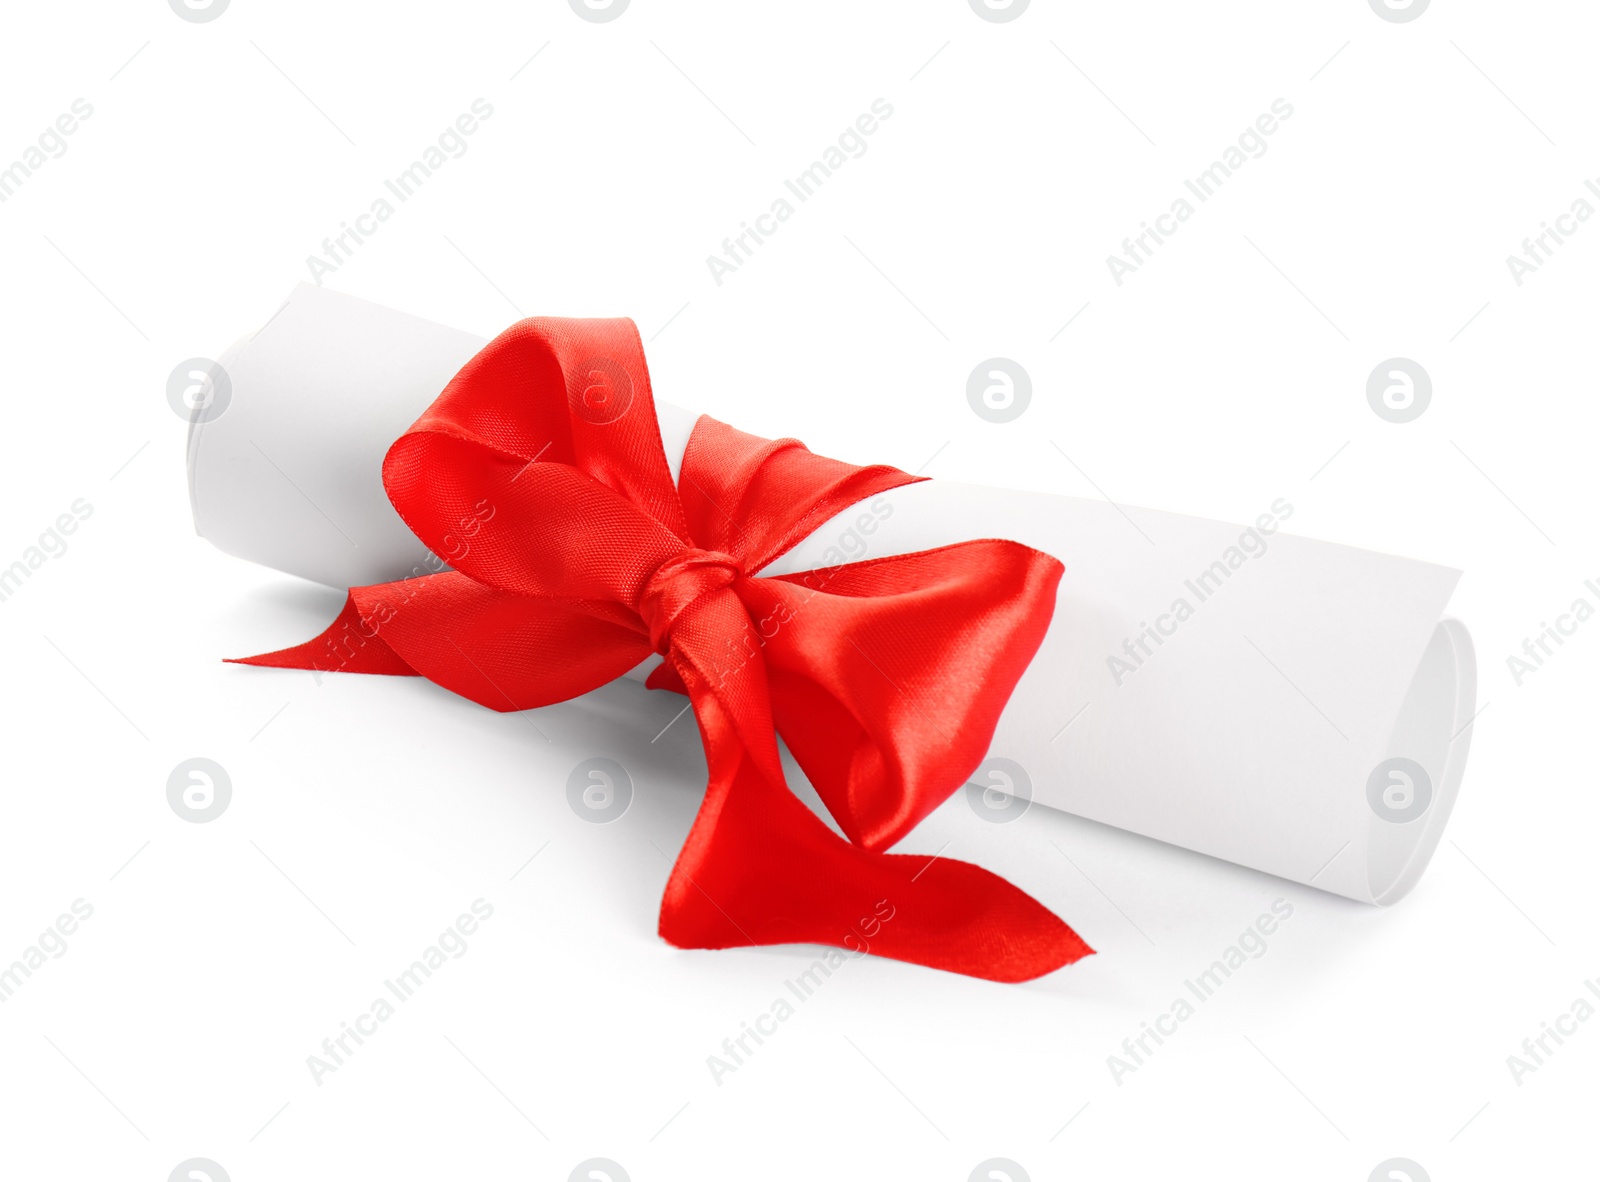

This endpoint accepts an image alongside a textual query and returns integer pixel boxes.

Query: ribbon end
[226,592,415,676]
[1001,927,1095,984]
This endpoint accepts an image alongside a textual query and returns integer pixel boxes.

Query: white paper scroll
[190,284,1476,906]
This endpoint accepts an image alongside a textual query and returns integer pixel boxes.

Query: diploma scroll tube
[190,285,1475,907]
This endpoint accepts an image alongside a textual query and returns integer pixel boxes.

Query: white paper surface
[190,284,1476,906]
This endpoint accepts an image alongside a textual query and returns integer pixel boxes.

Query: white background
[1,1,1595,1179]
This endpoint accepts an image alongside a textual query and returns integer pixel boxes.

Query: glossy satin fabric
[235,317,1092,981]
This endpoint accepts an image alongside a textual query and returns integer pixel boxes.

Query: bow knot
[639,547,742,655]
[233,315,1092,982]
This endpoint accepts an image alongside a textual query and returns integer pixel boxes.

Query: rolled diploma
[191,284,1476,906]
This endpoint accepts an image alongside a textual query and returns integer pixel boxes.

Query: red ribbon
[235,317,1091,981]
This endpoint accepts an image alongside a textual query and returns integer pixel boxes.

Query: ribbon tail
[230,574,653,711]
[226,590,417,677]
[659,645,1093,982]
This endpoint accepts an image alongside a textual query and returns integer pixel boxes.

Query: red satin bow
[235,317,1091,981]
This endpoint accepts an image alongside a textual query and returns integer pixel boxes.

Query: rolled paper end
[189,285,478,589]
[1365,616,1476,906]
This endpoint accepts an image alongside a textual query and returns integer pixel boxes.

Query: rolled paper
[192,284,1475,907]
